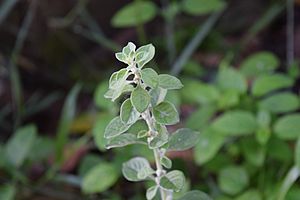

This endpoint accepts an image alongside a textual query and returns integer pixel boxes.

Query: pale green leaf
[258,92,299,114]
[120,99,140,124]
[141,68,158,88]
[158,74,183,90]
[146,186,158,200]
[149,87,167,106]
[5,124,37,167]
[115,52,127,64]
[177,190,212,200]
[212,110,257,136]
[122,157,153,181]
[136,44,155,68]
[106,133,146,149]
[153,101,179,125]
[240,138,265,167]
[240,52,279,77]
[111,1,157,27]
[217,67,247,94]
[182,0,226,15]
[160,170,185,192]
[104,116,130,139]
[161,156,172,169]
[218,166,249,195]
[274,114,300,140]
[149,125,168,148]
[252,74,294,97]
[82,163,118,194]
[168,128,199,151]
[131,86,151,113]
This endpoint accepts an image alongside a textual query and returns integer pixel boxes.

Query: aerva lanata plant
[103,42,208,200]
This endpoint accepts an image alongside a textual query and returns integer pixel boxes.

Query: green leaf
[149,124,168,148]
[181,80,219,104]
[131,86,151,113]
[168,128,199,151]
[5,124,37,167]
[106,133,146,149]
[161,156,172,169]
[274,114,300,140]
[141,68,158,88]
[177,190,212,200]
[115,52,127,64]
[252,74,294,97]
[267,137,292,162]
[136,44,155,68]
[235,189,262,200]
[146,186,158,200]
[160,170,185,192]
[240,138,265,167]
[186,105,216,130]
[28,136,54,162]
[258,92,299,114]
[217,90,240,109]
[182,0,226,15]
[122,157,153,181]
[109,69,128,89]
[120,99,140,124]
[93,114,114,151]
[149,87,167,106]
[94,81,116,112]
[218,166,249,195]
[295,138,300,169]
[217,67,247,94]
[111,1,157,27]
[0,185,15,200]
[82,163,118,194]
[79,154,103,177]
[158,74,183,90]
[104,116,130,139]
[153,101,179,125]
[278,166,300,200]
[194,128,224,165]
[240,52,279,77]
[212,110,257,136]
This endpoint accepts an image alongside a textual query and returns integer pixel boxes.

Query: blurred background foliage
[0,0,300,199]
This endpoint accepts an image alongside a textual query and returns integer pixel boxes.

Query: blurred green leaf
[267,137,292,162]
[182,0,225,15]
[295,138,300,168]
[212,110,257,136]
[0,184,15,200]
[94,80,116,112]
[111,1,157,27]
[217,90,240,109]
[218,166,249,195]
[5,124,37,167]
[240,138,265,167]
[240,52,279,77]
[235,189,262,200]
[258,92,299,114]
[55,84,81,164]
[274,114,300,139]
[168,128,199,151]
[186,104,216,130]
[251,74,294,97]
[82,162,118,194]
[217,67,247,94]
[277,166,300,200]
[177,190,212,200]
[194,128,224,165]
[93,113,114,151]
[79,154,103,177]
[29,136,54,162]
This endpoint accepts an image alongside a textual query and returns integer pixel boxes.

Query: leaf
[267,137,292,162]
[235,189,262,200]
[106,133,146,149]
[295,138,300,169]
[131,86,151,113]
[5,124,37,167]
[79,154,103,177]
[153,101,179,125]
[149,87,167,106]
[212,110,257,136]
[258,92,299,114]
[217,90,240,109]
[120,99,140,124]
[160,170,185,192]
[240,138,265,167]
[141,68,158,88]
[161,156,172,169]
[194,128,224,165]
[218,166,249,195]
[274,114,300,140]
[240,52,279,77]
[122,157,154,181]
[109,69,128,89]
[158,74,183,90]
[111,1,157,27]
[115,52,127,64]
[0,185,15,200]
[186,105,216,130]
[28,136,54,162]
[55,84,81,163]
[94,81,116,111]
[217,67,247,94]
[146,186,158,200]
[168,128,200,151]
[149,125,168,148]
[251,74,294,97]
[177,190,212,200]
[82,163,118,194]
[182,0,226,15]
[180,80,219,104]
[93,114,114,151]
[136,44,155,68]
[104,116,130,139]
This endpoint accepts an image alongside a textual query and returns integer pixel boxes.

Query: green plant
[101,42,210,200]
